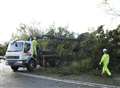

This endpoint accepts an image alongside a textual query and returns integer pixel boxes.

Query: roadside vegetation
[1,23,120,75]
[0,43,8,56]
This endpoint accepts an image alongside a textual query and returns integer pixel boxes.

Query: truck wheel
[11,66,18,72]
[27,59,36,72]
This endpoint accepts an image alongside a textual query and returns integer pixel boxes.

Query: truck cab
[5,40,36,72]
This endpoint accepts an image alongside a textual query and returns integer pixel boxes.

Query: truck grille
[6,56,19,59]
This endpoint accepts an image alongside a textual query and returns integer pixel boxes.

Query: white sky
[0,0,120,44]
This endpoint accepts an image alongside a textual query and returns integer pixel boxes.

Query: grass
[27,67,120,86]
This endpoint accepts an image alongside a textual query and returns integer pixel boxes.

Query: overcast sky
[0,0,120,44]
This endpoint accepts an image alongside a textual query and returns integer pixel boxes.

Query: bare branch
[102,0,120,16]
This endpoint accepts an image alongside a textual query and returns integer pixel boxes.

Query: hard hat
[103,48,107,52]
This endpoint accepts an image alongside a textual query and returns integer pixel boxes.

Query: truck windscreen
[7,42,23,52]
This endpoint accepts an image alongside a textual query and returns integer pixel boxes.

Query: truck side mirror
[24,43,30,53]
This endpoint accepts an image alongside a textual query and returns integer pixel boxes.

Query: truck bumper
[6,60,27,67]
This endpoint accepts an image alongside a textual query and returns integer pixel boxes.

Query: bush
[0,44,7,56]
[70,58,92,74]
[11,23,120,73]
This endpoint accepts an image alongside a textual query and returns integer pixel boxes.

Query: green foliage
[0,43,8,56]
[11,23,43,41]
[10,23,120,73]
[70,58,92,74]
[38,40,49,50]
[0,47,6,55]
[56,44,64,56]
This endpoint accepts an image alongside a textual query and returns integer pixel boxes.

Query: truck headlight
[17,61,23,64]
[20,55,29,60]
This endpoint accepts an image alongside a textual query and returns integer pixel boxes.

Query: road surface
[0,60,119,88]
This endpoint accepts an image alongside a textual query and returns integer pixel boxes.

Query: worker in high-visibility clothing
[32,37,38,59]
[99,49,111,76]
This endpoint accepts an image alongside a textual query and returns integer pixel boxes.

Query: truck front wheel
[11,66,19,72]
[27,59,36,72]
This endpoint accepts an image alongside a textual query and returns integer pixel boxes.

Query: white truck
[5,40,37,72]
[5,35,74,72]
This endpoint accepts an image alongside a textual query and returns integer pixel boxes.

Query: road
[0,60,119,88]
